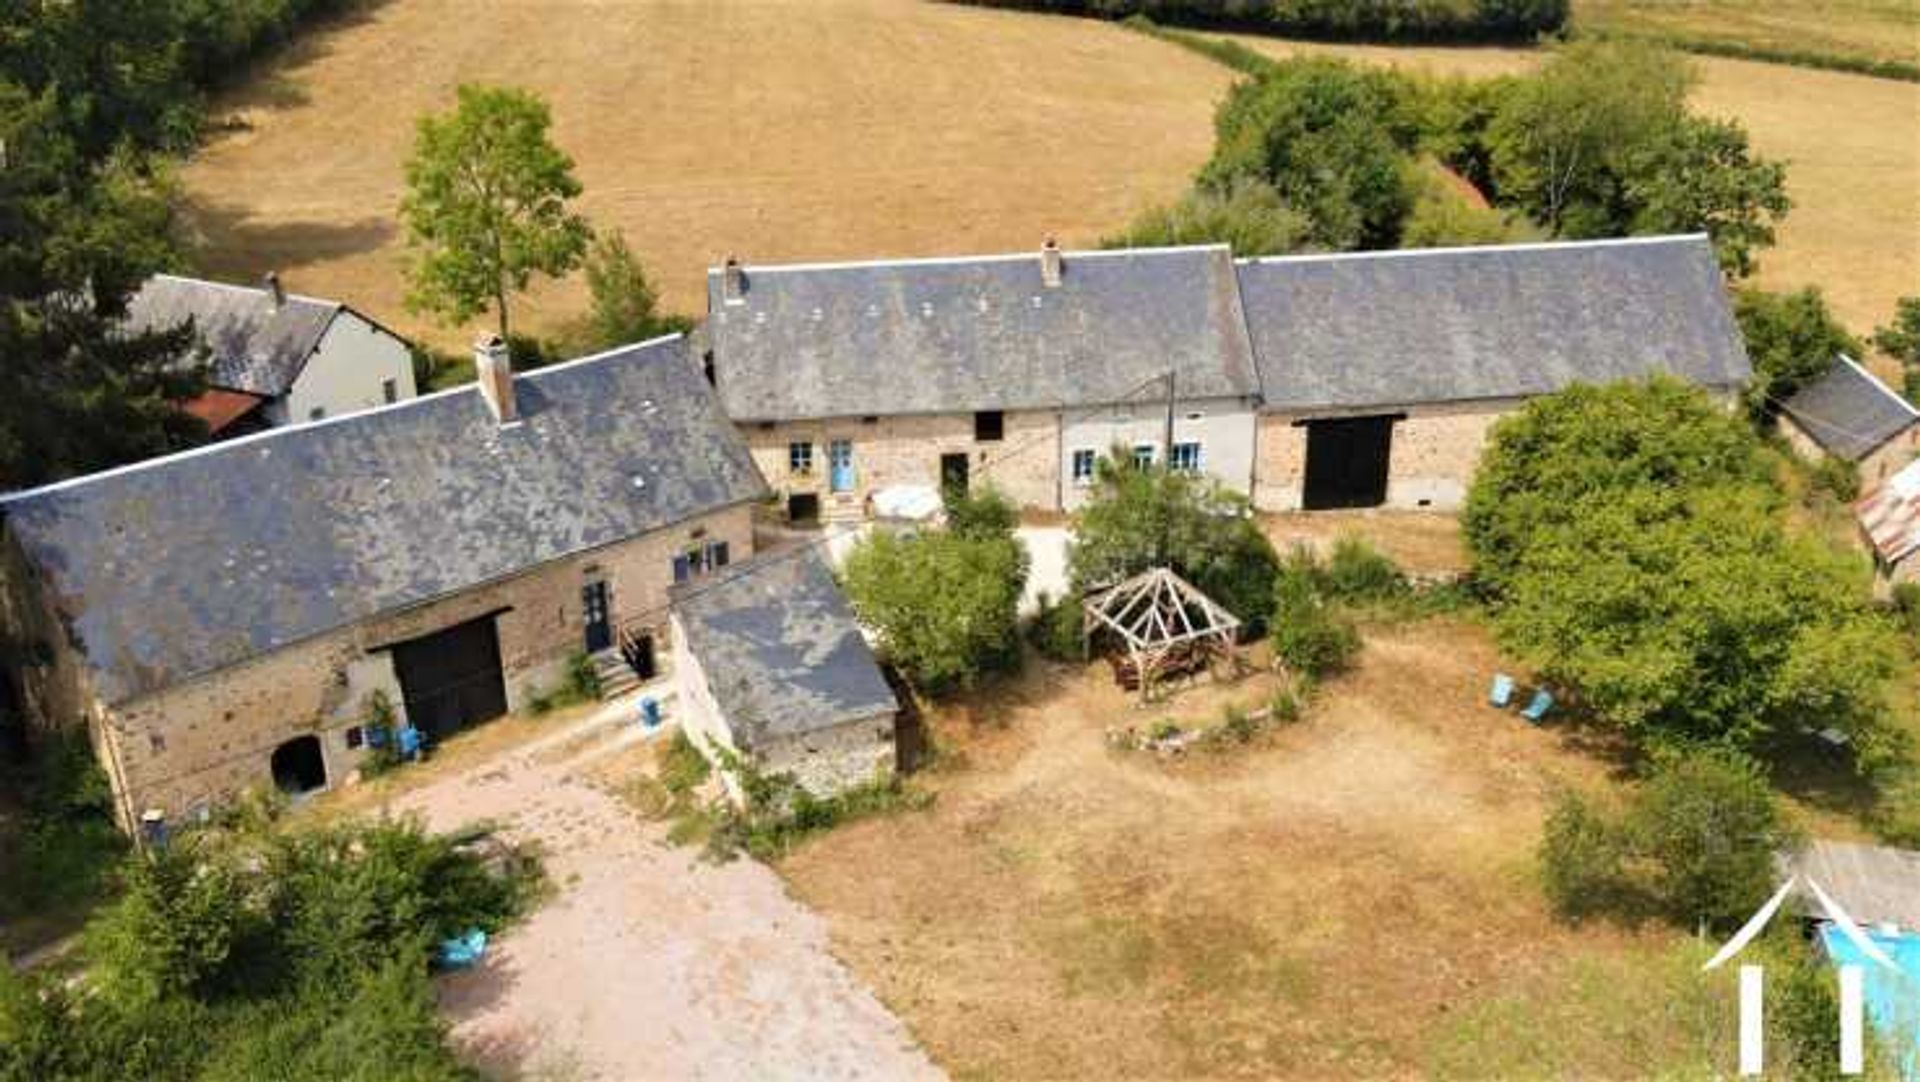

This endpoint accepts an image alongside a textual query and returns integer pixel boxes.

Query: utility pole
[1162,368,1176,474]
[1159,368,1176,567]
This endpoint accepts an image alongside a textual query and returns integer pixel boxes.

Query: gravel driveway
[393,703,942,1081]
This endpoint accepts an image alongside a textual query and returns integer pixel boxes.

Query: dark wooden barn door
[392,616,508,740]
[1302,416,1396,510]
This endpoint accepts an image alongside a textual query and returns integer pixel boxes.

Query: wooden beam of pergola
[1081,567,1241,701]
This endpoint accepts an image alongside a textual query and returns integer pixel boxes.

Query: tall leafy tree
[579,229,683,350]
[1872,296,1920,403]
[400,84,591,340]
[1201,57,1418,249]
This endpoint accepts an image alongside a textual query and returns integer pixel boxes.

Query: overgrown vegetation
[949,0,1568,43]
[527,651,602,715]
[1270,549,1362,679]
[0,732,127,948]
[1070,452,1280,634]
[842,488,1028,696]
[1102,176,1309,256]
[0,813,543,1081]
[1541,747,1801,930]
[1465,379,1901,764]
[1874,296,1920,404]
[1735,286,1863,422]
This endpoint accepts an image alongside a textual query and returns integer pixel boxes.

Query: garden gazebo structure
[1082,567,1241,702]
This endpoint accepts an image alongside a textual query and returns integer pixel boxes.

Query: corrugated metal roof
[1780,355,1918,461]
[2,336,769,705]
[705,245,1260,420]
[124,274,343,397]
[1236,235,1752,411]
[672,547,897,748]
[1786,840,1920,931]
[180,388,268,433]
[1857,458,1920,565]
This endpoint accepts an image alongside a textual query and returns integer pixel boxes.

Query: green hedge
[944,0,1567,43]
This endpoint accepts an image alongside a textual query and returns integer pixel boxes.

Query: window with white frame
[1071,448,1097,486]
[1170,441,1203,473]
[788,441,814,475]
[1131,442,1157,470]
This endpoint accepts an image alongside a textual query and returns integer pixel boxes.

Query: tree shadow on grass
[198,0,402,123]
[179,195,397,281]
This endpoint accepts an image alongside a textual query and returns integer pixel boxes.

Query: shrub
[1322,536,1406,602]
[1102,176,1309,257]
[842,527,1028,696]
[953,1,1567,42]
[563,650,602,701]
[1027,591,1086,662]
[660,730,712,798]
[1735,286,1863,424]
[579,229,687,350]
[1270,557,1360,678]
[943,485,1020,542]
[1873,768,1920,847]
[1809,455,1860,502]
[0,729,126,927]
[1540,749,1800,932]
[1268,686,1303,724]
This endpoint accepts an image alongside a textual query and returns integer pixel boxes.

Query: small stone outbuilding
[671,548,900,803]
[1778,354,1920,488]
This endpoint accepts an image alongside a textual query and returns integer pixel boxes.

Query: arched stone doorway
[270,734,326,795]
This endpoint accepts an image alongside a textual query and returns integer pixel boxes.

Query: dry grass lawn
[1574,0,1920,71]
[180,0,1231,349]
[1220,33,1920,337]
[779,619,1748,1079]
[1262,509,1468,576]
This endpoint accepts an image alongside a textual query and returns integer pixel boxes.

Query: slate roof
[672,547,898,749]
[704,245,1260,421]
[1236,235,1751,411]
[1,336,768,705]
[1779,355,1918,461]
[124,274,349,397]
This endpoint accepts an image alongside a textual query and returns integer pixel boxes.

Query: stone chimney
[1040,237,1063,288]
[263,271,285,309]
[721,255,746,304]
[474,335,516,424]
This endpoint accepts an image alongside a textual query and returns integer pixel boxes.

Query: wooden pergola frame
[1082,567,1242,702]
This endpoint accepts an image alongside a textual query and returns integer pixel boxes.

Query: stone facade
[669,610,895,804]
[59,504,752,826]
[1780,412,1920,491]
[745,410,1060,517]
[1252,400,1516,512]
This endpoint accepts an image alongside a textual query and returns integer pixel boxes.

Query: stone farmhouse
[1778,355,1920,488]
[1,232,1761,828]
[0,336,764,827]
[127,272,418,436]
[705,242,1262,520]
[707,234,1750,517]
[671,547,902,804]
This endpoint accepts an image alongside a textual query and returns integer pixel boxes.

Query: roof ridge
[1234,233,1709,268]
[0,334,687,505]
[1837,352,1920,418]
[149,272,343,312]
[709,243,1231,277]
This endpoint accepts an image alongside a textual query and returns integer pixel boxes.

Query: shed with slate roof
[1779,355,1920,486]
[670,547,900,801]
[0,335,767,825]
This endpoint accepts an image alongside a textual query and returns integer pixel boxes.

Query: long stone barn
[0,335,767,827]
[704,234,1751,518]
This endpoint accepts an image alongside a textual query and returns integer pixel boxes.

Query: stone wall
[93,504,753,825]
[745,410,1060,516]
[1252,400,1517,512]
[1782,412,1920,492]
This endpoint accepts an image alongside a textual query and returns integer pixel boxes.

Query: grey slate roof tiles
[1235,234,1752,411]
[124,274,346,397]
[1779,355,1918,461]
[705,245,1260,421]
[2,336,768,705]
[672,547,898,748]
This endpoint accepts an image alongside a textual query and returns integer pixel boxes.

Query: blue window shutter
[672,554,691,583]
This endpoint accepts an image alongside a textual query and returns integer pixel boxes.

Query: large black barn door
[391,616,508,740]
[1302,416,1396,510]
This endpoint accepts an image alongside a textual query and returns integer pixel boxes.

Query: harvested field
[1573,0,1920,73]
[779,619,1745,1078]
[1219,33,1920,337]
[180,0,1231,349]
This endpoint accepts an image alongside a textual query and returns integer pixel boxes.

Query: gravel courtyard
[376,702,941,1081]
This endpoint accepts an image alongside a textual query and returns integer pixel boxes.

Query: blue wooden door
[829,439,855,493]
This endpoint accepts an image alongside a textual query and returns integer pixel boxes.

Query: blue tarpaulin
[1820,923,1920,1076]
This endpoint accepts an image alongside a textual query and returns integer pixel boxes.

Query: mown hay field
[180,0,1232,349]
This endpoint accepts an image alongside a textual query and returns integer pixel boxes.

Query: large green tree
[1466,379,1897,758]
[400,84,591,340]
[1102,176,1309,257]
[1201,57,1418,249]
[1485,40,1787,275]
